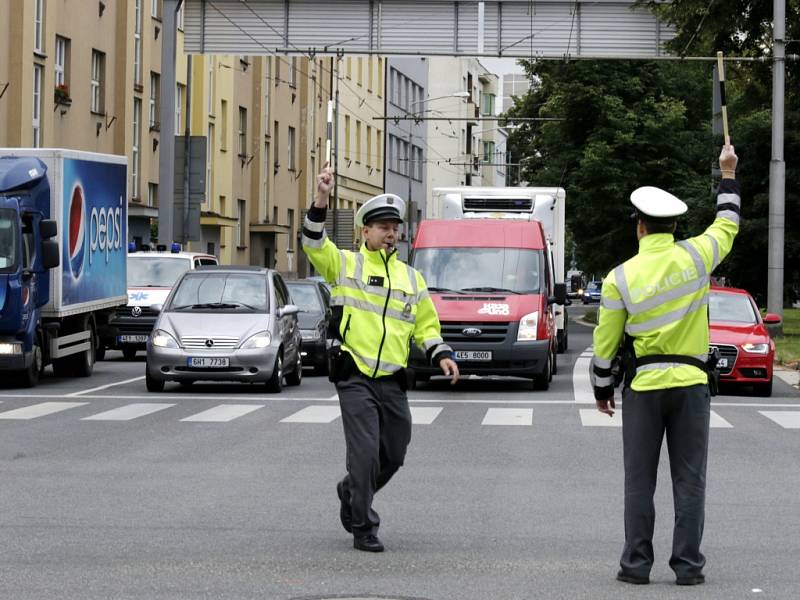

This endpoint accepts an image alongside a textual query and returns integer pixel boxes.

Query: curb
[774,366,800,389]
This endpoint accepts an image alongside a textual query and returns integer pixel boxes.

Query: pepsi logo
[68,185,86,279]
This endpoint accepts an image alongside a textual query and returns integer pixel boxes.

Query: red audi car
[709,286,781,396]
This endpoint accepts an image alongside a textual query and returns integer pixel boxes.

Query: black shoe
[353,534,384,552]
[676,574,705,586]
[336,482,352,533]
[617,570,650,585]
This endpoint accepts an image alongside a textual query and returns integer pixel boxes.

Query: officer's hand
[596,397,616,417]
[719,144,737,176]
[439,357,460,385]
[315,163,334,206]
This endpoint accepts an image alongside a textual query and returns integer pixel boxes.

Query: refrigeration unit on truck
[0,148,127,386]
[408,187,567,390]
[431,186,568,352]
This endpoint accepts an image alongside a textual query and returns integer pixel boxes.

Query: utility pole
[181,55,192,245]
[768,0,786,327]
[158,0,180,244]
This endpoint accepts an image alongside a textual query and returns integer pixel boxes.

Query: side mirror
[551,283,567,306]
[150,304,163,314]
[763,313,782,325]
[279,304,299,317]
[39,219,57,239]
[41,239,59,269]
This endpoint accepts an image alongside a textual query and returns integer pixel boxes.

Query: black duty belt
[635,354,709,371]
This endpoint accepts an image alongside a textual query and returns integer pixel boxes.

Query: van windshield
[0,209,19,272]
[128,256,192,287]
[413,248,542,294]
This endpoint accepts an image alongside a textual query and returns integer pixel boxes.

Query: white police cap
[630,186,688,219]
[356,193,406,227]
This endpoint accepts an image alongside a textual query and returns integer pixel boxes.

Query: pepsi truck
[0,148,127,386]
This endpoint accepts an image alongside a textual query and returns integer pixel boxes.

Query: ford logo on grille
[131,306,142,317]
[205,339,214,347]
[462,327,482,337]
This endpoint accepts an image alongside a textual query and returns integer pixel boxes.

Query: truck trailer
[0,148,128,386]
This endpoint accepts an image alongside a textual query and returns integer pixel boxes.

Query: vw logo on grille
[462,327,482,337]
[205,339,214,347]
[131,306,142,317]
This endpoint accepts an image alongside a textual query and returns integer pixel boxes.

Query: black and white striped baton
[716,51,731,145]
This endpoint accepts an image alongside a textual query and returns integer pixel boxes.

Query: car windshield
[587,281,601,291]
[169,273,268,312]
[413,248,542,294]
[128,256,192,287]
[0,209,18,272]
[709,292,758,324]
[286,283,323,313]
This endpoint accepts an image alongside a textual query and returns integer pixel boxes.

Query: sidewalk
[774,365,800,389]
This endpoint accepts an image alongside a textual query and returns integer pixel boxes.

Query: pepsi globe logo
[68,185,86,279]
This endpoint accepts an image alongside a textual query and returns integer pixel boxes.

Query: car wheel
[72,319,96,377]
[146,368,165,392]
[95,344,106,362]
[16,341,43,388]
[551,348,558,377]
[122,347,138,360]
[285,352,302,386]
[754,379,773,397]
[265,353,283,393]
[533,354,550,391]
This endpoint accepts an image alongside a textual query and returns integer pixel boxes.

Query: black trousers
[620,383,710,579]
[335,372,412,537]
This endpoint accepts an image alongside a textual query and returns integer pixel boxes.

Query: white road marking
[709,410,734,428]
[280,405,342,423]
[181,404,265,422]
[573,346,596,404]
[81,403,175,421]
[580,408,622,427]
[66,376,147,397]
[0,402,87,420]
[481,408,533,426]
[410,406,443,425]
[759,411,800,429]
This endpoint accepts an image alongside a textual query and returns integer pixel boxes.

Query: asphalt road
[0,305,798,600]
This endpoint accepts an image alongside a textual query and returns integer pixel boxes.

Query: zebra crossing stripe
[81,403,175,421]
[579,408,621,427]
[0,401,87,420]
[280,405,341,423]
[709,410,733,428]
[759,411,800,429]
[410,406,443,425]
[181,404,265,422]
[481,408,533,426]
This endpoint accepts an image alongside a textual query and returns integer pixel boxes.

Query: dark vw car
[286,279,331,374]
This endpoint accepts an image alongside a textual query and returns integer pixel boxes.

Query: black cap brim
[363,207,403,224]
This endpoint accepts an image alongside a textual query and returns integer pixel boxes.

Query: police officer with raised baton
[591,144,739,585]
[302,164,459,552]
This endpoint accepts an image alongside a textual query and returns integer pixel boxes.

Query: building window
[147,182,158,208]
[346,57,352,80]
[368,58,374,91]
[237,199,246,246]
[91,50,105,113]
[132,98,142,199]
[149,72,160,129]
[366,125,372,168]
[287,126,296,171]
[289,57,297,88]
[33,0,44,53]
[238,106,247,156]
[376,130,382,170]
[273,121,280,170]
[414,146,423,181]
[355,120,362,164]
[206,123,215,204]
[175,83,184,134]
[481,93,496,116]
[377,58,383,98]
[264,59,272,125]
[357,57,363,86]
[344,115,351,159]
[207,59,215,114]
[134,0,142,86]
[483,141,496,162]
[287,209,295,251]
[220,100,228,151]
[263,141,270,219]
[151,0,161,19]
[32,64,42,147]
[54,36,69,88]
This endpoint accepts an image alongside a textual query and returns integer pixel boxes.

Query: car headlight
[241,331,272,349]
[0,342,23,355]
[517,311,539,341]
[151,330,179,348]
[742,342,769,354]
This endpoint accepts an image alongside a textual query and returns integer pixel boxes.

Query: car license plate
[118,335,148,343]
[188,357,230,368]
[454,350,492,361]
[716,358,728,368]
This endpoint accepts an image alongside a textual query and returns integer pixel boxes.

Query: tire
[754,379,773,397]
[52,358,71,377]
[95,344,106,362]
[551,348,558,376]
[533,354,551,391]
[72,320,95,377]
[122,347,138,360]
[285,351,303,386]
[16,342,42,388]
[146,368,165,392]
[265,353,283,393]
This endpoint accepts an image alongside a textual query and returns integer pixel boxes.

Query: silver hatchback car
[145,266,302,392]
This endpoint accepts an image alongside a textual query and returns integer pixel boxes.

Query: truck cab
[102,245,218,359]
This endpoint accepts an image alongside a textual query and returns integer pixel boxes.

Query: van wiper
[190,302,241,309]
[459,286,522,295]
[428,286,463,294]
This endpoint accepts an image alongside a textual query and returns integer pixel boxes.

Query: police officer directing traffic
[302,164,459,553]
[591,144,739,585]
